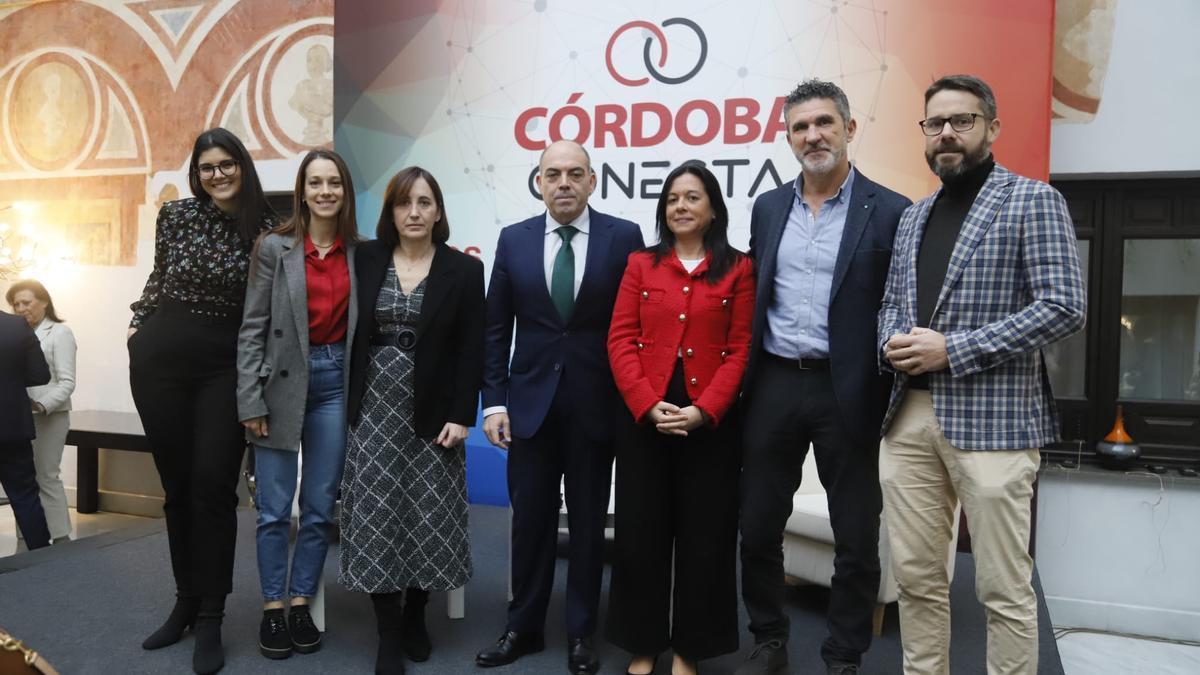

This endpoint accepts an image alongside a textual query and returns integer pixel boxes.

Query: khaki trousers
[879,390,1040,675]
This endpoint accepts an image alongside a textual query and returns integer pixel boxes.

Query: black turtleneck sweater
[910,155,994,390]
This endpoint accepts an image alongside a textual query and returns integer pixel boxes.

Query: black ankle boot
[371,592,405,675]
[142,594,199,650]
[399,588,431,662]
[193,596,225,674]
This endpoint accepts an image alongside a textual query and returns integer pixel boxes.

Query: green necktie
[550,225,578,322]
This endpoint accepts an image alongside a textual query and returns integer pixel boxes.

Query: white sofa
[782,450,961,634]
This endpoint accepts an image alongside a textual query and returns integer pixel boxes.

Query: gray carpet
[0,505,1062,674]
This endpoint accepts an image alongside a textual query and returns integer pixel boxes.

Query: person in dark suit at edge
[476,140,644,675]
[736,79,912,675]
[0,307,52,551]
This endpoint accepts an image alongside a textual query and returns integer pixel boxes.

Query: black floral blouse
[129,198,277,328]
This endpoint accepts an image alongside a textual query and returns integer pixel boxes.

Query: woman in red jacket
[606,162,755,675]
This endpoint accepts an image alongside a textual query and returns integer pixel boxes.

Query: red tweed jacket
[607,249,755,428]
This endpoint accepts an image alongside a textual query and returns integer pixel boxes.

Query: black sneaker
[259,609,292,659]
[289,604,322,654]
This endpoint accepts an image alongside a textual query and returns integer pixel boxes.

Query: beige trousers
[32,410,73,540]
[879,390,1040,675]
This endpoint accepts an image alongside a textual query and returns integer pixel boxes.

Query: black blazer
[745,169,912,445]
[347,240,486,438]
[0,311,51,443]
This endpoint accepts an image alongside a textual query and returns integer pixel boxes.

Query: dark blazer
[745,168,911,444]
[347,240,485,438]
[0,311,51,443]
[482,207,645,441]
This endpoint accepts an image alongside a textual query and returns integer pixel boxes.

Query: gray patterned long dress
[339,267,472,592]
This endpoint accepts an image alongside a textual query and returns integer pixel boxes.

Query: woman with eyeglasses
[341,166,484,674]
[236,150,360,660]
[128,127,277,674]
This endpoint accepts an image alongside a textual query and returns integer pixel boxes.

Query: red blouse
[305,235,350,345]
[607,250,755,428]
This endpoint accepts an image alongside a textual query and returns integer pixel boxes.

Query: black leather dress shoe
[476,631,545,667]
[568,637,600,674]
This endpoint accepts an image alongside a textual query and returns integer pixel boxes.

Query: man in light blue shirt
[736,80,912,675]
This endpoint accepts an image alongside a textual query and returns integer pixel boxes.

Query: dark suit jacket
[482,207,645,441]
[0,311,51,443]
[347,240,485,439]
[745,168,911,444]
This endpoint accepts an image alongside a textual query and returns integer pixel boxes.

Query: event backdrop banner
[334,0,1054,260]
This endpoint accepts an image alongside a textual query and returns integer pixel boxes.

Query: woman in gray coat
[236,149,359,660]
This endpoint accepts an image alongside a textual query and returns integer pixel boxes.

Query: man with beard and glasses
[736,79,910,675]
[877,74,1085,674]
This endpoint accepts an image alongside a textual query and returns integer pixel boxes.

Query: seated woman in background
[341,166,484,675]
[7,279,76,547]
[606,162,755,675]
[236,149,360,660]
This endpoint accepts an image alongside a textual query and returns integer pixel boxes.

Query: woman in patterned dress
[343,166,485,675]
[128,128,277,674]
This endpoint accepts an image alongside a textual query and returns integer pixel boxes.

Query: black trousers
[506,374,613,639]
[606,363,740,661]
[0,440,50,549]
[128,301,246,598]
[740,356,882,665]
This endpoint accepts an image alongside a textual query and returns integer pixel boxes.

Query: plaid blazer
[877,163,1086,450]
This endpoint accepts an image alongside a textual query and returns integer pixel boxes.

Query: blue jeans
[255,343,346,601]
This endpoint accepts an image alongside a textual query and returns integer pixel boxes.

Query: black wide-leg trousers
[606,363,741,661]
[128,300,245,598]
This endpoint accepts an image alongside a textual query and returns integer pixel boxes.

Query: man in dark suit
[477,140,644,675]
[737,80,912,675]
[0,308,52,550]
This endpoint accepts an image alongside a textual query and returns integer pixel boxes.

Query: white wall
[1036,467,1200,641]
[1050,0,1200,175]
[2,158,302,514]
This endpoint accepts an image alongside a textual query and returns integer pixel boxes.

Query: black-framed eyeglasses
[197,159,239,179]
[918,113,986,136]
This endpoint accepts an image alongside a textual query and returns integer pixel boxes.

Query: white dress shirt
[484,209,591,421]
[542,208,590,298]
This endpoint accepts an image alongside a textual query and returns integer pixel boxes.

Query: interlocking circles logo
[605,18,708,87]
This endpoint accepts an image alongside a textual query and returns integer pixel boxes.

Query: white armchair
[781,450,960,635]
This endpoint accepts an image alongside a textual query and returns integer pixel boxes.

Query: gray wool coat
[236,232,357,450]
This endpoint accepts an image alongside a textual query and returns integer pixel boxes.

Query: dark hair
[784,78,852,125]
[187,127,275,242]
[924,74,998,119]
[270,149,361,245]
[5,279,63,322]
[375,166,450,249]
[650,161,741,283]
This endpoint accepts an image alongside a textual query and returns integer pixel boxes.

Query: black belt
[371,327,418,351]
[763,352,830,371]
[157,298,242,322]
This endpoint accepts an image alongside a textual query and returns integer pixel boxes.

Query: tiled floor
[0,505,154,556]
[1058,629,1200,675]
